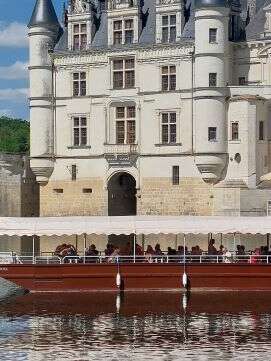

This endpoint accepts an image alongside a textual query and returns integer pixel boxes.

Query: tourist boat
[0,215,271,292]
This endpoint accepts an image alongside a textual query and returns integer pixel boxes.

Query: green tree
[0,117,30,153]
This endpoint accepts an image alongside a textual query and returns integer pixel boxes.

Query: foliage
[0,117,30,154]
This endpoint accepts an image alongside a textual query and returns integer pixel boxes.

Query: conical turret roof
[28,0,61,31]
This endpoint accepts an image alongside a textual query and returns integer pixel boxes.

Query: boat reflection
[0,292,271,360]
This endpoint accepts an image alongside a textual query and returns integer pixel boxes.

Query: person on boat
[223,248,232,263]
[61,244,78,263]
[217,245,224,263]
[208,239,218,257]
[167,247,177,262]
[122,242,132,256]
[85,244,99,262]
[135,243,143,256]
[154,244,163,256]
[86,244,99,256]
[177,245,184,255]
[167,247,174,255]
[218,245,224,255]
[251,248,260,264]
[108,247,120,263]
[54,243,68,257]
[145,245,155,262]
[104,243,114,257]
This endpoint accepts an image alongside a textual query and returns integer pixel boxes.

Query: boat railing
[0,254,271,265]
[59,254,271,265]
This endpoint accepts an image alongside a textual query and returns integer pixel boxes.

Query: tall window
[73,117,87,146]
[124,19,134,44]
[113,58,135,89]
[113,19,134,45]
[73,23,87,50]
[208,127,217,141]
[162,15,176,43]
[71,164,77,181]
[161,112,177,144]
[172,166,180,185]
[209,73,217,87]
[209,28,217,43]
[162,65,176,91]
[116,106,136,144]
[73,72,86,96]
[259,121,264,141]
[231,122,239,140]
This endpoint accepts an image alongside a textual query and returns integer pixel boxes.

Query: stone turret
[28,0,62,184]
[194,0,229,183]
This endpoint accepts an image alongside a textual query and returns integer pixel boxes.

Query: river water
[0,292,271,360]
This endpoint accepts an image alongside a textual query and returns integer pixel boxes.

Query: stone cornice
[228,94,266,102]
[53,42,194,67]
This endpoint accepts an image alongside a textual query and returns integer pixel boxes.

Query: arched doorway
[108,172,136,216]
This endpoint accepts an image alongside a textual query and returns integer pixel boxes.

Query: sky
[0,0,63,120]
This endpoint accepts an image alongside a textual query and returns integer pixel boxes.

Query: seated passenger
[108,247,120,263]
[154,243,163,256]
[54,243,68,257]
[145,245,155,262]
[177,246,184,255]
[167,247,174,255]
[104,243,114,257]
[251,248,260,264]
[240,245,245,255]
[62,244,77,263]
[122,242,132,256]
[135,243,143,256]
[86,244,99,256]
[208,239,218,256]
[223,248,232,263]
[218,245,224,255]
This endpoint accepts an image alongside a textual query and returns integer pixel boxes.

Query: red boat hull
[1,263,271,292]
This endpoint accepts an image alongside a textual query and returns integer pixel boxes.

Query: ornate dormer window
[162,14,176,42]
[67,0,97,50]
[113,19,134,45]
[108,0,140,45]
[73,23,87,50]
[263,3,271,38]
[69,0,91,14]
[155,0,184,44]
[109,0,137,10]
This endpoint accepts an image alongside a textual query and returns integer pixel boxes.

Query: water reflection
[0,292,271,360]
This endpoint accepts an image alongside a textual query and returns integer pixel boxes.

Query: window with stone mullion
[113,59,134,89]
[124,19,134,44]
[162,66,176,91]
[161,112,176,144]
[113,20,122,45]
[116,106,136,144]
[73,117,87,146]
[73,23,87,50]
[113,19,134,45]
[73,72,86,96]
[162,15,176,43]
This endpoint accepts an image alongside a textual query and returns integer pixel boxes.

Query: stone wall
[0,153,39,254]
[40,178,107,216]
[138,177,214,216]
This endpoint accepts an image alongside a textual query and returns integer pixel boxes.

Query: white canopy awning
[0,215,270,236]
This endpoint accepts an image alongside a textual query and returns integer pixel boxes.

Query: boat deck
[0,254,271,292]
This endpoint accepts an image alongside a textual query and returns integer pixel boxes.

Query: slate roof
[53,0,271,51]
[28,0,61,31]
[246,0,271,39]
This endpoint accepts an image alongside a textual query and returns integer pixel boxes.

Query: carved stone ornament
[157,0,180,5]
[70,0,89,14]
